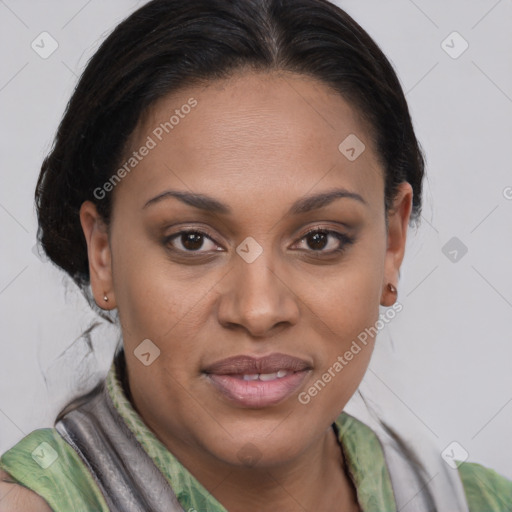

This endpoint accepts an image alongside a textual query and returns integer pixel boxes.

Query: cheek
[110,233,222,363]
[300,270,381,420]
[109,232,182,335]
[297,233,385,389]
[299,248,385,338]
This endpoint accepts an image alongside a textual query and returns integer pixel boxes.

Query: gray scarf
[55,350,469,511]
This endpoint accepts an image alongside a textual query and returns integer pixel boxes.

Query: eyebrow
[142,187,367,215]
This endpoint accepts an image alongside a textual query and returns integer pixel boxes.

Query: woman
[1,0,511,510]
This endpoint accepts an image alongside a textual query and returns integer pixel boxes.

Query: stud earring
[387,283,397,295]
[103,293,109,302]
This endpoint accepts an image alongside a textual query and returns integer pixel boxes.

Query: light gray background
[1,0,511,481]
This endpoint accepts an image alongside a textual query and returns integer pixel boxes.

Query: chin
[204,429,311,470]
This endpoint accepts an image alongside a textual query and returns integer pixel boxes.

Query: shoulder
[458,461,512,511]
[0,468,52,511]
[0,428,109,512]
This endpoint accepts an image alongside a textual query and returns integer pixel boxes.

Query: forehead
[115,70,384,212]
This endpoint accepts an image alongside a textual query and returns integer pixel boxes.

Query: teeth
[242,370,290,381]
[242,374,259,381]
[259,372,278,381]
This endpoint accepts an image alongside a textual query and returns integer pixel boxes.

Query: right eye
[164,230,223,254]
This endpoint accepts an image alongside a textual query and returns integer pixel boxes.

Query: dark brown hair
[35,0,425,296]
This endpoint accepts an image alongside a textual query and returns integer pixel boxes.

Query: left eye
[294,229,353,253]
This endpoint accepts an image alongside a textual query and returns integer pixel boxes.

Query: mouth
[202,353,312,408]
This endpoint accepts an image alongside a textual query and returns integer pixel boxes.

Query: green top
[1,358,511,512]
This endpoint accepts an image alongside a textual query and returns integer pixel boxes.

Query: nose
[216,247,300,338]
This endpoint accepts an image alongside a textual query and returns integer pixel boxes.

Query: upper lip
[203,353,312,375]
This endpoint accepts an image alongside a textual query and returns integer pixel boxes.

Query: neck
[119,353,360,511]
[175,425,360,512]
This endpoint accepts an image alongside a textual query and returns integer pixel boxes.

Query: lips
[202,353,312,408]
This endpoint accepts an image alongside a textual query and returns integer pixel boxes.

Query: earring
[103,293,109,302]
[381,282,397,307]
[387,283,397,295]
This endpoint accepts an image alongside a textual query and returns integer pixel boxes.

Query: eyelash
[164,227,355,257]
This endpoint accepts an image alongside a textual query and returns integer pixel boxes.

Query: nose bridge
[238,246,276,294]
[236,239,281,309]
[217,237,299,335]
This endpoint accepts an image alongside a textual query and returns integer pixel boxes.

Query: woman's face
[81,70,411,470]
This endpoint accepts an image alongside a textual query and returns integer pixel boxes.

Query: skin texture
[0,468,52,511]
[80,70,412,511]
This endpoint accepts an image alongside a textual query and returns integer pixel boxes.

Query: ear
[79,201,116,310]
[380,182,413,306]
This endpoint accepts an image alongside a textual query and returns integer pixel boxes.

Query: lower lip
[206,371,310,408]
